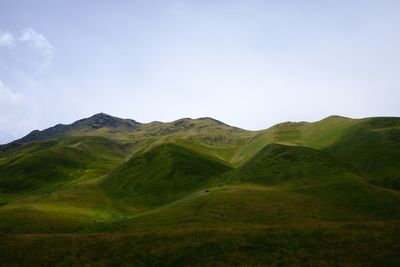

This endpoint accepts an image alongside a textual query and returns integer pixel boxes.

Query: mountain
[8,113,141,145]
[1,113,400,266]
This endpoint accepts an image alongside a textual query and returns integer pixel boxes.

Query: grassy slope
[2,143,399,265]
[0,136,129,233]
[324,117,400,189]
[0,136,126,192]
[0,116,400,266]
[237,116,400,189]
[122,117,255,165]
[106,144,400,233]
[233,143,350,186]
[101,143,232,208]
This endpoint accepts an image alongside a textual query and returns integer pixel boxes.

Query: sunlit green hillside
[0,113,399,266]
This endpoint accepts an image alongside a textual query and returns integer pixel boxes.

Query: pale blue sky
[1,0,400,143]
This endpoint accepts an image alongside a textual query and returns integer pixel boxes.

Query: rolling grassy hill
[102,143,232,208]
[237,115,400,189]
[0,113,399,266]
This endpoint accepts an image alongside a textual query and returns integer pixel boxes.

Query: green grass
[1,223,400,266]
[237,116,400,189]
[0,136,126,193]
[233,143,350,185]
[0,115,399,266]
[101,143,232,208]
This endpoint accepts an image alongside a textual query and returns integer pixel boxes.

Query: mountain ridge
[1,113,400,265]
[3,113,399,146]
[7,113,140,145]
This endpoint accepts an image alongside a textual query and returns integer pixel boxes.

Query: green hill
[324,117,400,189]
[231,143,400,220]
[233,143,349,185]
[0,136,125,193]
[102,143,232,207]
[0,113,399,266]
[237,116,400,189]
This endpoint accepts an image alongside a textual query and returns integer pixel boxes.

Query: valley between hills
[1,113,400,266]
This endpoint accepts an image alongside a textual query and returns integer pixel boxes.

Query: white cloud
[0,28,56,73]
[0,80,23,103]
[19,28,55,54]
[0,80,39,144]
[18,28,56,71]
[0,29,52,143]
[0,32,15,47]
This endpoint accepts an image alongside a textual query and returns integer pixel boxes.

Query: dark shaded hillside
[325,117,400,189]
[0,136,125,193]
[237,116,400,190]
[231,143,400,220]
[101,143,232,207]
[234,143,349,185]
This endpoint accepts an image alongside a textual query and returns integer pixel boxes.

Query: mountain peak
[322,115,351,121]
[197,117,225,125]
[91,112,113,119]
[10,113,141,145]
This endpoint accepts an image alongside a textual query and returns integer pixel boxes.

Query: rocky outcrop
[9,113,141,144]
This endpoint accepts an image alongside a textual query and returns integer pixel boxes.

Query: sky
[0,0,400,144]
